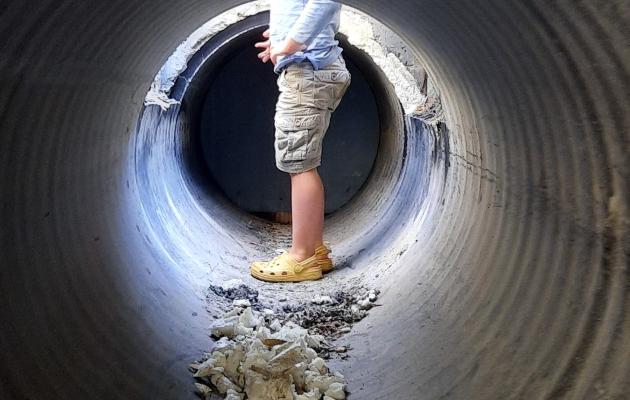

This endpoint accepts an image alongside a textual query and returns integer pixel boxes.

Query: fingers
[257,50,270,63]
[255,29,271,64]
[254,39,270,49]
[254,37,270,64]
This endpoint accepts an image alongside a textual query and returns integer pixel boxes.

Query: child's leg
[277,58,350,262]
[250,58,350,282]
[288,169,324,261]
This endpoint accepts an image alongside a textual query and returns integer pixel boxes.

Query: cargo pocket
[277,70,299,106]
[283,131,308,161]
[313,69,351,111]
[278,67,313,107]
[278,69,299,91]
[274,114,320,163]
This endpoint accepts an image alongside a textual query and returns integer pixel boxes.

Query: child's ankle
[289,247,314,262]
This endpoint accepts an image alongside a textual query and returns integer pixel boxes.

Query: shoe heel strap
[294,254,319,273]
[315,245,331,257]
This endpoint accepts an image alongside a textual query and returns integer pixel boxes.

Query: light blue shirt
[269,0,342,73]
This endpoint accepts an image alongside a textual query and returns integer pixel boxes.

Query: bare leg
[288,168,324,261]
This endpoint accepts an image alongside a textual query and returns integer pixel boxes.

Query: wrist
[282,37,306,55]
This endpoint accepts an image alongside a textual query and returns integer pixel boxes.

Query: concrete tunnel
[0,1,628,399]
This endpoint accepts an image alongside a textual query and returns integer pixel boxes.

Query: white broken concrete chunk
[245,373,293,400]
[311,295,333,305]
[239,307,261,329]
[225,389,245,400]
[194,298,348,399]
[270,319,282,332]
[256,326,272,341]
[224,307,244,318]
[272,322,309,342]
[211,373,241,394]
[308,357,328,375]
[306,335,324,349]
[224,344,246,384]
[222,279,246,290]
[294,388,321,400]
[268,342,306,373]
[324,382,346,400]
[194,356,225,378]
[195,382,212,396]
[214,336,233,351]
[355,289,380,311]
[210,316,239,337]
[305,347,318,362]
[233,299,252,308]
[357,298,371,309]
[211,316,254,338]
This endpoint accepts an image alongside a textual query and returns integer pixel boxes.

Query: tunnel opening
[138,7,420,234]
[169,13,408,224]
[195,27,381,218]
[132,5,443,297]
[131,4,434,302]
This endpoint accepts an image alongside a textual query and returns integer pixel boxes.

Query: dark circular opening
[186,19,382,218]
[136,11,408,244]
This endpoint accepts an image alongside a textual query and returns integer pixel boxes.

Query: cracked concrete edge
[144,1,442,123]
[144,0,271,111]
[339,7,442,122]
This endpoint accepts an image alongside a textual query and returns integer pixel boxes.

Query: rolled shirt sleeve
[286,0,341,46]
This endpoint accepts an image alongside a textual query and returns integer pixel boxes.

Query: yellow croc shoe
[250,251,322,282]
[315,244,333,273]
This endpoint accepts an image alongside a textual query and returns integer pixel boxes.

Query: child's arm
[271,0,340,64]
[286,0,340,48]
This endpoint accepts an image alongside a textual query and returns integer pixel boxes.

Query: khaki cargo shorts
[274,55,351,174]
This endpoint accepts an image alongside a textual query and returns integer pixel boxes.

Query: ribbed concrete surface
[0,1,627,399]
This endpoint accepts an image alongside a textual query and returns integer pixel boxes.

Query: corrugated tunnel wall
[0,1,628,399]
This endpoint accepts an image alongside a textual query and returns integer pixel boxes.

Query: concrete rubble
[193,286,380,399]
[279,289,380,344]
[192,302,344,399]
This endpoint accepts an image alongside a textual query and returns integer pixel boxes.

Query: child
[251,0,350,282]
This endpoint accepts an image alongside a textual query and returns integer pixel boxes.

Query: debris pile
[281,289,380,342]
[208,280,262,309]
[191,299,349,400]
